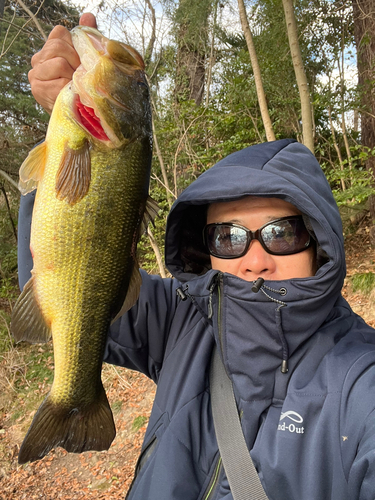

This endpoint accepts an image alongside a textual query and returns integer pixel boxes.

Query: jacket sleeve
[342,348,375,499]
[17,191,36,290]
[351,410,375,500]
[103,270,180,384]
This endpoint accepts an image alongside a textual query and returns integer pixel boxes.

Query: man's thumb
[79,13,97,29]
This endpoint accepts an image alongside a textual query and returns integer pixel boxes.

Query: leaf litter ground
[0,227,374,499]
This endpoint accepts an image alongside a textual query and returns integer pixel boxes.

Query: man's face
[207,197,316,281]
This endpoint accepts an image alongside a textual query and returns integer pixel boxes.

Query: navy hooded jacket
[18,139,375,499]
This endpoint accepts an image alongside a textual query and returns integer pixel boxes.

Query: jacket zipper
[203,455,223,500]
[217,273,224,355]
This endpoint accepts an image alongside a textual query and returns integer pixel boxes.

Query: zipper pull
[251,277,264,293]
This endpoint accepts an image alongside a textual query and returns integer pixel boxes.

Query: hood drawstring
[252,279,289,374]
[177,284,213,322]
[176,286,188,301]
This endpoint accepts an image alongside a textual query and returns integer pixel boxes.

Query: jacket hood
[165,138,345,290]
[165,139,347,378]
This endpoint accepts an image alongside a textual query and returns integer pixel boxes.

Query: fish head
[70,26,151,148]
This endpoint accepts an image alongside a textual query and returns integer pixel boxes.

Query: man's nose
[240,239,275,275]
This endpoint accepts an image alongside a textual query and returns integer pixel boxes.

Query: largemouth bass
[11,26,157,464]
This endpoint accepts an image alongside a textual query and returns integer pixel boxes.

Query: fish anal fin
[18,382,115,464]
[10,276,51,344]
[55,141,91,205]
[111,263,142,324]
[19,142,47,195]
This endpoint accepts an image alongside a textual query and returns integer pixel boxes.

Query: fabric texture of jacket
[18,139,375,500]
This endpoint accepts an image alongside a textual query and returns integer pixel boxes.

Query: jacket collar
[186,268,342,403]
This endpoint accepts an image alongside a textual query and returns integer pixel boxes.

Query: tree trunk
[175,0,212,106]
[174,0,211,106]
[175,27,206,105]
[144,0,156,67]
[353,0,375,244]
[282,0,314,153]
[237,0,276,142]
[0,0,4,36]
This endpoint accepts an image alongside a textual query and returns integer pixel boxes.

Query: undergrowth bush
[351,272,375,296]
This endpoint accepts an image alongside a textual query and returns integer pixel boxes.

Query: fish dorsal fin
[10,276,52,344]
[111,264,142,324]
[18,142,47,195]
[55,141,91,205]
[140,195,159,235]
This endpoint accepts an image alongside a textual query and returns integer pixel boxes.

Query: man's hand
[28,13,97,115]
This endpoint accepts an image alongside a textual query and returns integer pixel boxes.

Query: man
[19,14,375,500]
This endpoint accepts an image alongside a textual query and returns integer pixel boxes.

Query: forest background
[0,0,375,497]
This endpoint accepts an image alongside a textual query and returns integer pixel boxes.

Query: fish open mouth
[76,96,110,142]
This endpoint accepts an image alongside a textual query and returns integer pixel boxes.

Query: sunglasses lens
[206,225,248,257]
[205,217,311,259]
[261,218,310,254]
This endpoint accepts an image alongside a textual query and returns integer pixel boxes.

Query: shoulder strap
[210,346,269,500]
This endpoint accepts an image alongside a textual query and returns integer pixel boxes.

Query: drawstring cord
[176,284,211,322]
[252,278,289,374]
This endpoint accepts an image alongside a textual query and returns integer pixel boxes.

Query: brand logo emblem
[278,411,304,434]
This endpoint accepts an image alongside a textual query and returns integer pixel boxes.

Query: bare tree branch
[0,169,18,190]
[16,0,47,41]
[1,185,18,242]
[0,16,44,41]
[147,227,166,278]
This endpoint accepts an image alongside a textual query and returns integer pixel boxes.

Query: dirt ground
[0,228,374,499]
[0,366,156,499]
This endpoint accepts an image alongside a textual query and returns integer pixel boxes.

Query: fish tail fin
[18,382,115,464]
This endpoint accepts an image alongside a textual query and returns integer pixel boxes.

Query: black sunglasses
[203,215,312,259]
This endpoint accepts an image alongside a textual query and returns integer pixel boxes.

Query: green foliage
[321,145,375,207]
[111,400,123,414]
[0,310,12,353]
[174,0,213,46]
[22,345,54,388]
[351,272,375,296]
[132,415,148,432]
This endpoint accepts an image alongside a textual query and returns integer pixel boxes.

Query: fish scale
[11,26,156,464]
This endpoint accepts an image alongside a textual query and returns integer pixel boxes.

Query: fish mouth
[70,26,146,146]
[74,95,110,142]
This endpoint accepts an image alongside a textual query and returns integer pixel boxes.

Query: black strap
[210,346,269,500]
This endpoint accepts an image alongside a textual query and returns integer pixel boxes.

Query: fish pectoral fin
[18,142,47,195]
[10,276,52,344]
[140,195,159,235]
[55,140,91,205]
[18,382,116,464]
[111,263,142,324]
